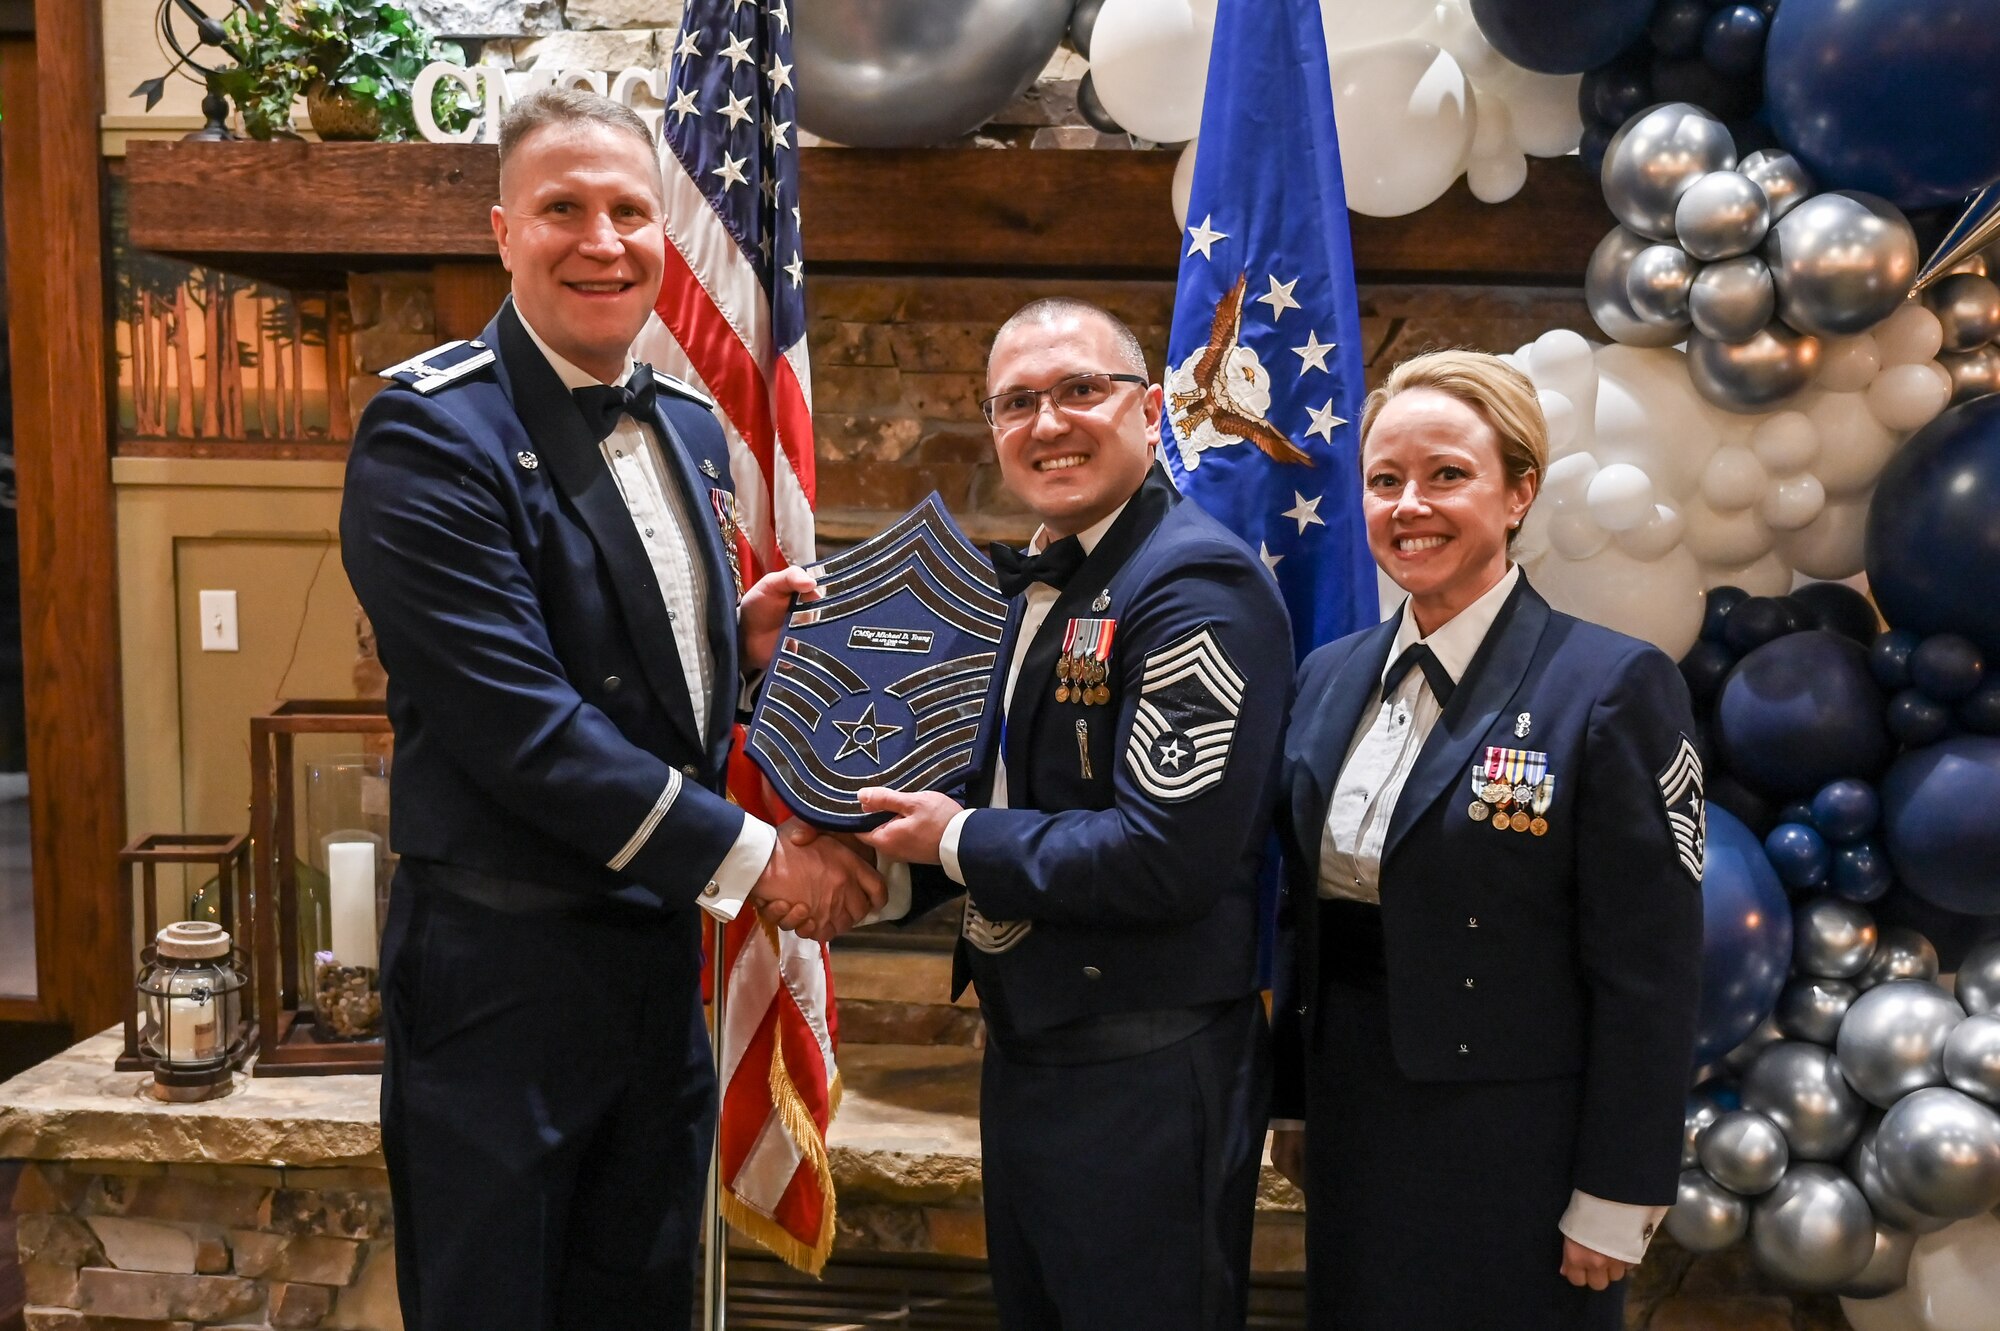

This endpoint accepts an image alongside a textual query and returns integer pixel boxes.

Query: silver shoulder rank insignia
[1515,711,1532,738]
[1658,736,1706,882]
[651,367,717,410]
[699,458,720,478]
[1126,627,1245,803]
[380,339,498,395]
[516,451,539,471]
[1091,589,1112,612]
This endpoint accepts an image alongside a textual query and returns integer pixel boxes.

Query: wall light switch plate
[199,590,239,652]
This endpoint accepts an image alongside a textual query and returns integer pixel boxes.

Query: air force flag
[1161,0,1376,660]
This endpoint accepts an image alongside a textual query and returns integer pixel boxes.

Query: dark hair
[989,297,1148,379]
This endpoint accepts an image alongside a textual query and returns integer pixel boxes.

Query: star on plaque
[833,702,904,764]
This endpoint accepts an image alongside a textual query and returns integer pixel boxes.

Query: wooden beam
[125,141,1607,287]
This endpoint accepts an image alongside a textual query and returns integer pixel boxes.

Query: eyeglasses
[979,372,1148,430]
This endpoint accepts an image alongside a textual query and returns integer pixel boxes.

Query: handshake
[746,819,886,942]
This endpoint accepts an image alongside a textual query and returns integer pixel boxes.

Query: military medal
[1059,617,1117,705]
[1530,774,1555,836]
[1478,746,1550,833]
[1468,799,1489,822]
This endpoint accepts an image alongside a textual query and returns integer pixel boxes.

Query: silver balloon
[1688,324,1822,414]
[1939,345,2000,405]
[1835,980,1965,1108]
[1668,1167,1751,1252]
[1764,191,1921,337]
[1857,927,1941,990]
[1700,1109,1791,1194]
[795,0,1072,148]
[1959,940,2000,1016]
[1945,1012,2000,1105]
[1626,244,1697,324]
[1676,170,1771,261]
[1067,0,1106,58]
[1586,225,1690,347]
[1928,272,2000,352]
[1739,149,1814,222]
[1777,977,1860,1046]
[1837,1223,1916,1299]
[1876,1087,2000,1219]
[1601,102,1738,242]
[1723,1015,1787,1074]
[1794,897,1879,981]
[1749,1163,1877,1291]
[1074,73,1121,135]
[1684,1085,1732,1166]
[1743,1041,1870,1161]
[1849,1122,1953,1233]
[1689,255,1778,343]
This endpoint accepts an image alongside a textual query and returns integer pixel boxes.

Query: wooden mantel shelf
[126,140,1605,287]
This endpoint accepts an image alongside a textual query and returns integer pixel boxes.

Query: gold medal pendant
[1056,684,1071,704]
[1530,817,1549,836]
[1512,815,1530,833]
[1492,810,1514,831]
[1469,800,1490,822]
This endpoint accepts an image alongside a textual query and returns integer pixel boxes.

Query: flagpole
[704,912,729,1331]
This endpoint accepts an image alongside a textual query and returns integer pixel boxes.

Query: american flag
[635,0,838,1278]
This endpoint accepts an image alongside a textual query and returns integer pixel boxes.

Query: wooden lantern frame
[116,832,256,1073]
[249,699,394,1076]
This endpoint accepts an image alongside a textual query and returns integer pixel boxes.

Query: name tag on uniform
[1469,746,1555,835]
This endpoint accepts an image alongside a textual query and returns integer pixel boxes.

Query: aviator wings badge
[747,494,1011,830]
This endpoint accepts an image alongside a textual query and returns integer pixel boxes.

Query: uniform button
[667,610,678,622]
[1642,1223,1656,1241]
[702,882,719,897]
[645,528,655,537]
[1458,1043,1470,1055]
[1082,966,1102,980]
[604,675,622,691]
[615,450,625,458]
[1463,977,1475,989]
[682,764,700,777]
[1467,916,1479,929]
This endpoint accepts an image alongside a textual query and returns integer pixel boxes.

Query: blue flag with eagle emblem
[1161,0,1376,660]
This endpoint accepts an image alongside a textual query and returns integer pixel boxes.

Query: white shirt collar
[1386,564,1522,687]
[1030,498,1130,557]
[515,307,635,391]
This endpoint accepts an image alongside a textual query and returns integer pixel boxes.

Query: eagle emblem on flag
[1166,272,1313,471]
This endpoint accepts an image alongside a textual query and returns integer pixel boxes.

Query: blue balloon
[1887,687,1953,748]
[1874,888,2000,972]
[1703,585,1752,642]
[1711,771,1778,835]
[1960,679,2000,735]
[1870,395,2000,657]
[1715,631,1894,797]
[1695,806,1796,1063]
[1791,581,1881,646]
[1912,633,1986,703]
[1871,628,1922,691]
[1724,596,1792,655]
[1680,640,1738,704]
[1649,0,1710,58]
[1764,0,2000,210]
[1882,736,2000,914]
[1811,779,1880,843]
[1470,0,1655,73]
[1778,800,1816,827]
[1702,5,1767,76]
[1831,840,1893,903]
[1766,821,1831,889]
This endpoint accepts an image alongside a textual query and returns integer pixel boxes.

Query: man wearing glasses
[859,298,1294,1330]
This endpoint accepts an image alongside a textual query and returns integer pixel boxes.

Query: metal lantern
[135,920,250,1101]
[117,832,255,1076]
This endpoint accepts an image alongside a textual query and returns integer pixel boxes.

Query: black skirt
[1302,901,1623,1331]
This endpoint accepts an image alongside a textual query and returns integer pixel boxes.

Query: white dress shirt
[517,315,772,920]
[1313,563,1665,1265]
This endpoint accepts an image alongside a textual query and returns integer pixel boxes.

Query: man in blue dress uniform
[340,89,879,1331]
[859,299,1294,1330]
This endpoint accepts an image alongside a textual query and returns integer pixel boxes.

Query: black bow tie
[572,365,660,443]
[1382,642,1456,706]
[989,536,1087,598]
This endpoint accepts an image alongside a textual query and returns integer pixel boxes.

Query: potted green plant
[216,0,474,141]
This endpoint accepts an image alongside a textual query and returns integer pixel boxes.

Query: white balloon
[1534,543,1705,657]
[1808,391,1901,497]
[1819,335,1884,393]
[1702,446,1771,511]
[1318,0,1435,53]
[1875,302,1946,366]
[1426,0,1505,81]
[1867,362,1951,432]
[1171,136,1198,231]
[1530,330,1599,427]
[1752,410,1821,475]
[1469,59,1581,157]
[1467,151,1529,203]
[1615,503,1687,561]
[1470,92,1512,157]
[1592,345,1723,501]
[1775,495,1871,580]
[1513,501,1553,565]
[1840,1288,1923,1331]
[1703,552,1795,596]
[1587,462,1656,531]
[1902,1212,2000,1331]
[1330,39,1474,217]
[1089,0,1215,145]
[1924,359,1955,400]
[1683,500,1776,567]
[1549,512,1610,560]
[1540,450,1599,510]
[1761,473,1827,532]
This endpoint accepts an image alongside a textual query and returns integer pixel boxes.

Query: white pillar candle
[326,840,379,970]
[166,991,217,1061]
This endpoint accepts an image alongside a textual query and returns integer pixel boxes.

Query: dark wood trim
[125,141,1607,288]
[114,440,351,462]
[0,3,127,1042]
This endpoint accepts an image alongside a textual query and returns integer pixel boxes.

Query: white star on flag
[720,91,754,129]
[719,33,754,68]
[667,87,701,122]
[674,29,701,58]
[785,253,805,287]
[1255,275,1300,320]
[1259,541,1284,574]
[767,57,794,93]
[765,116,792,148]
[712,152,749,189]
[1282,492,1325,534]
[1305,399,1346,440]
[1292,331,1334,374]
[772,2,790,31]
[1186,215,1228,260]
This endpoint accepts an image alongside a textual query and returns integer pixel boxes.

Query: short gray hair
[989,298,1148,379]
[497,87,660,196]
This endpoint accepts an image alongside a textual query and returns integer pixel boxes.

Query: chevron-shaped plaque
[748,494,1012,829]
